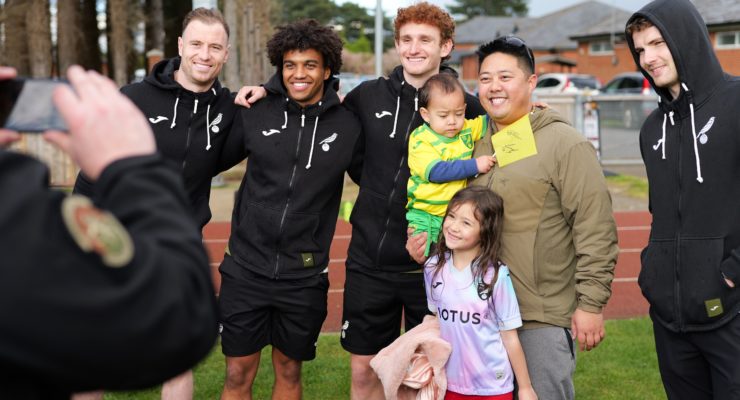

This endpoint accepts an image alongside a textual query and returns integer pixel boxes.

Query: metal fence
[532,92,659,166]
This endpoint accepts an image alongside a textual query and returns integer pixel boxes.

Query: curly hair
[266,19,343,76]
[394,2,455,56]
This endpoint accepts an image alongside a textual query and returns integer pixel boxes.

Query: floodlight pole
[375,0,383,77]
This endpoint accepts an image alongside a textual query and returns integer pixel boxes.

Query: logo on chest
[320,133,339,152]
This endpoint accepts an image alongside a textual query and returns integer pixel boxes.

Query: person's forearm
[501,330,534,390]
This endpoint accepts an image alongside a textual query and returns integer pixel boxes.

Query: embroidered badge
[696,116,715,145]
[301,252,315,267]
[262,128,280,136]
[320,133,338,152]
[61,195,134,268]
[375,111,392,118]
[148,116,168,124]
[209,113,223,133]
[461,132,473,149]
[705,298,723,318]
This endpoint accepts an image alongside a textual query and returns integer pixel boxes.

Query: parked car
[602,72,654,95]
[534,73,601,94]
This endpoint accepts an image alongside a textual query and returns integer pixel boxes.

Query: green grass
[606,174,649,199]
[106,318,664,399]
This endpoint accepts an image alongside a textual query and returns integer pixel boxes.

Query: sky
[344,0,652,17]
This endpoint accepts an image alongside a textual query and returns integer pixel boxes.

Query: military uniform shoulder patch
[61,195,134,268]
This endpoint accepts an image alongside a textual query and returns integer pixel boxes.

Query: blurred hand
[406,227,428,264]
[44,65,155,180]
[0,66,21,148]
[234,86,267,108]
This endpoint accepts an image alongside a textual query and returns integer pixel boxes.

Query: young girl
[423,186,536,400]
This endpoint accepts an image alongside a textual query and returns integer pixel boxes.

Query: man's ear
[440,39,453,59]
[527,74,537,92]
[323,67,331,81]
[177,37,183,57]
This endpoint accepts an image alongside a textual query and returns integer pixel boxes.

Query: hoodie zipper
[674,114,683,330]
[375,90,418,266]
[274,110,306,278]
[181,99,199,171]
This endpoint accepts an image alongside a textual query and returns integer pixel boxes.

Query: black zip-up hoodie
[343,65,485,272]
[221,72,362,280]
[626,0,740,332]
[73,57,238,229]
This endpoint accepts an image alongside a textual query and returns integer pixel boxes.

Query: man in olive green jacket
[408,36,618,400]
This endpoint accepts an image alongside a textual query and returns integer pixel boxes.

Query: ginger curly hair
[394,2,455,60]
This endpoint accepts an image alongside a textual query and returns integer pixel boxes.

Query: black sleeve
[464,92,486,118]
[216,108,248,173]
[72,171,94,196]
[0,152,217,392]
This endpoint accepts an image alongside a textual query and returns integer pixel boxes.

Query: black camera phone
[0,78,68,132]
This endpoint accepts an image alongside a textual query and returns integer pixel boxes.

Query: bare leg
[350,354,384,400]
[71,392,104,400]
[271,347,302,400]
[161,369,193,400]
[221,353,261,400]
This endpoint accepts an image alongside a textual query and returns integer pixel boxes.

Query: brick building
[452,0,740,87]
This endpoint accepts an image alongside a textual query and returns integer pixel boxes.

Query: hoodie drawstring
[390,82,404,138]
[170,96,180,129]
[282,98,289,129]
[205,104,212,150]
[305,102,322,169]
[682,83,703,183]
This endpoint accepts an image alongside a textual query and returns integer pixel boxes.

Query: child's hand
[517,386,538,400]
[475,155,495,173]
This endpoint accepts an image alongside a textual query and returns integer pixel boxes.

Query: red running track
[203,211,651,333]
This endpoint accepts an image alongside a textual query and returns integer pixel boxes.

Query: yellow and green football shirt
[407,115,487,217]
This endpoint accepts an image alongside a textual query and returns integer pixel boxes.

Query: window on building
[589,40,613,55]
[716,31,740,49]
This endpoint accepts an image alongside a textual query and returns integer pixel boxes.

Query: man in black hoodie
[340,3,485,398]
[72,8,236,400]
[218,20,362,400]
[74,8,238,231]
[0,65,218,399]
[626,0,740,398]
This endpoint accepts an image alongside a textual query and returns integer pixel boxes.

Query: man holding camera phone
[0,65,218,398]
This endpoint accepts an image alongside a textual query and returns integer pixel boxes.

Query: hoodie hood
[145,57,224,94]
[625,0,724,106]
[625,0,725,184]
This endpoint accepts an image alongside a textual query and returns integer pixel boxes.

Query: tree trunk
[222,0,241,89]
[163,0,191,58]
[4,0,30,75]
[80,0,102,72]
[146,0,165,52]
[108,0,130,85]
[57,0,79,76]
[26,0,52,78]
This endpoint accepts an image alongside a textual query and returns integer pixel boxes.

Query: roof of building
[456,0,740,48]
[571,0,740,40]
[455,1,629,50]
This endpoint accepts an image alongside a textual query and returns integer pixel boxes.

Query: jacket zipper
[182,99,198,171]
[375,90,418,266]
[274,110,306,278]
[675,116,683,330]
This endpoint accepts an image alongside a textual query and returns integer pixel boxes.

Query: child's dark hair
[430,186,505,299]
[418,73,465,109]
[266,19,343,76]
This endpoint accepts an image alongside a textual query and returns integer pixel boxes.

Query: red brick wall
[573,41,638,85]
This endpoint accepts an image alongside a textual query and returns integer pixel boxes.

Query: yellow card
[491,113,537,167]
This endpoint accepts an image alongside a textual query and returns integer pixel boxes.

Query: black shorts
[218,255,329,361]
[340,267,430,355]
